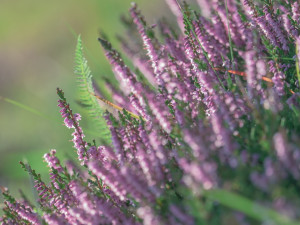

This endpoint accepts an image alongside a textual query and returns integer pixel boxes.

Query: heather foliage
[2,0,300,224]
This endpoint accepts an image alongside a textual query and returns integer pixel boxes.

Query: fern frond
[75,35,111,143]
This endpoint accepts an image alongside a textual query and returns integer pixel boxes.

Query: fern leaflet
[75,35,111,143]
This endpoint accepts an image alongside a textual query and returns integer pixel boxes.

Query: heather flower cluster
[2,0,300,224]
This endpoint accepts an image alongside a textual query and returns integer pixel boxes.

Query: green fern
[75,35,111,143]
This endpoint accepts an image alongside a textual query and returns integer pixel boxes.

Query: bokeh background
[0,0,170,202]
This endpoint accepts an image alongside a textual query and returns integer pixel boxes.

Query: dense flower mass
[2,0,300,224]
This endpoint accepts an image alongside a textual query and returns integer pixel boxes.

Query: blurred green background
[0,0,167,201]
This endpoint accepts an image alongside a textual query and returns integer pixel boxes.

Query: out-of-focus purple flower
[169,205,195,225]
[179,158,217,190]
[287,93,300,109]
[196,0,212,18]
[210,112,236,156]
[96,198,138,225]
[43,213,68,225]
[244,50,257,97]
[104,113,125,164]
[292,2,300,24]
[130,3,166,87]
[137,206,163,225]
[273,132,300,179]
[88,160,128,201]
[44,149,63,172]
[282,14,299,38]
[5,201,41,225]
[164,0,185,33]
[269,60,286,96]
[146,93,172,133]
[193,20,223,65]
[263,6,289,51]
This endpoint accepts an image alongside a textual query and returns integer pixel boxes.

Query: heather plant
[2,0,300,224]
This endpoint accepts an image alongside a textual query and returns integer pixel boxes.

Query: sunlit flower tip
[73,113,81,121]
[63,117,74,129]
[57,100,64,108]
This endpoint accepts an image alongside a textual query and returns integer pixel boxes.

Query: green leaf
[75,35,111,143]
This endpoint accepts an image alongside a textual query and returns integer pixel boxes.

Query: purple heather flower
[68,207,91,225]
[287,92,300,109]
[269,60,286,96]
[196,0,212,18]
[98,38,147,116]
[105,82,134,111]
[263,6,289,51]
[119,37,157,86]
[129,94,151,122]
[58,99,88,163]
[292,2,300,24]
[130,3,167,87]
[138,125,165,181]
[215,4,244,48]
[120,166,156,202]
[169,205,195,225]
[297,36,300,66]
[43,149,63,172]
[210,112,236,156]
[256,16,280,49]
[210,14,229,46]
[4,1,300,224]
[100,145,118,161]
[233,12,253,51]
[146,93,172,133]
[222,92,248,128]
[282,14,299,38]
[43,213,68,225]
[193,20,223,65]
[137,206,163,225]
[88,161,128,201]
[244,50,257,97]
[179,158,217,190]
[183,127,208,160]
[273,132,300,179]
[69,181,99,221]
[148,129,169,165]
[95,198,137,225]
[164,0,185,33]
[250,172,269,192]
[241,0,257,18]
[104,113,125,164]
[6,201,41,225]
[64,159,82,177]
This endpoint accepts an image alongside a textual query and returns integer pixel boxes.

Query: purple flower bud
[43,149,63,172]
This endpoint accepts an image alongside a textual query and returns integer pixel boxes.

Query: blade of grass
[0,96,52,120]
[0,96,100,136]
[204,189,298,225]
